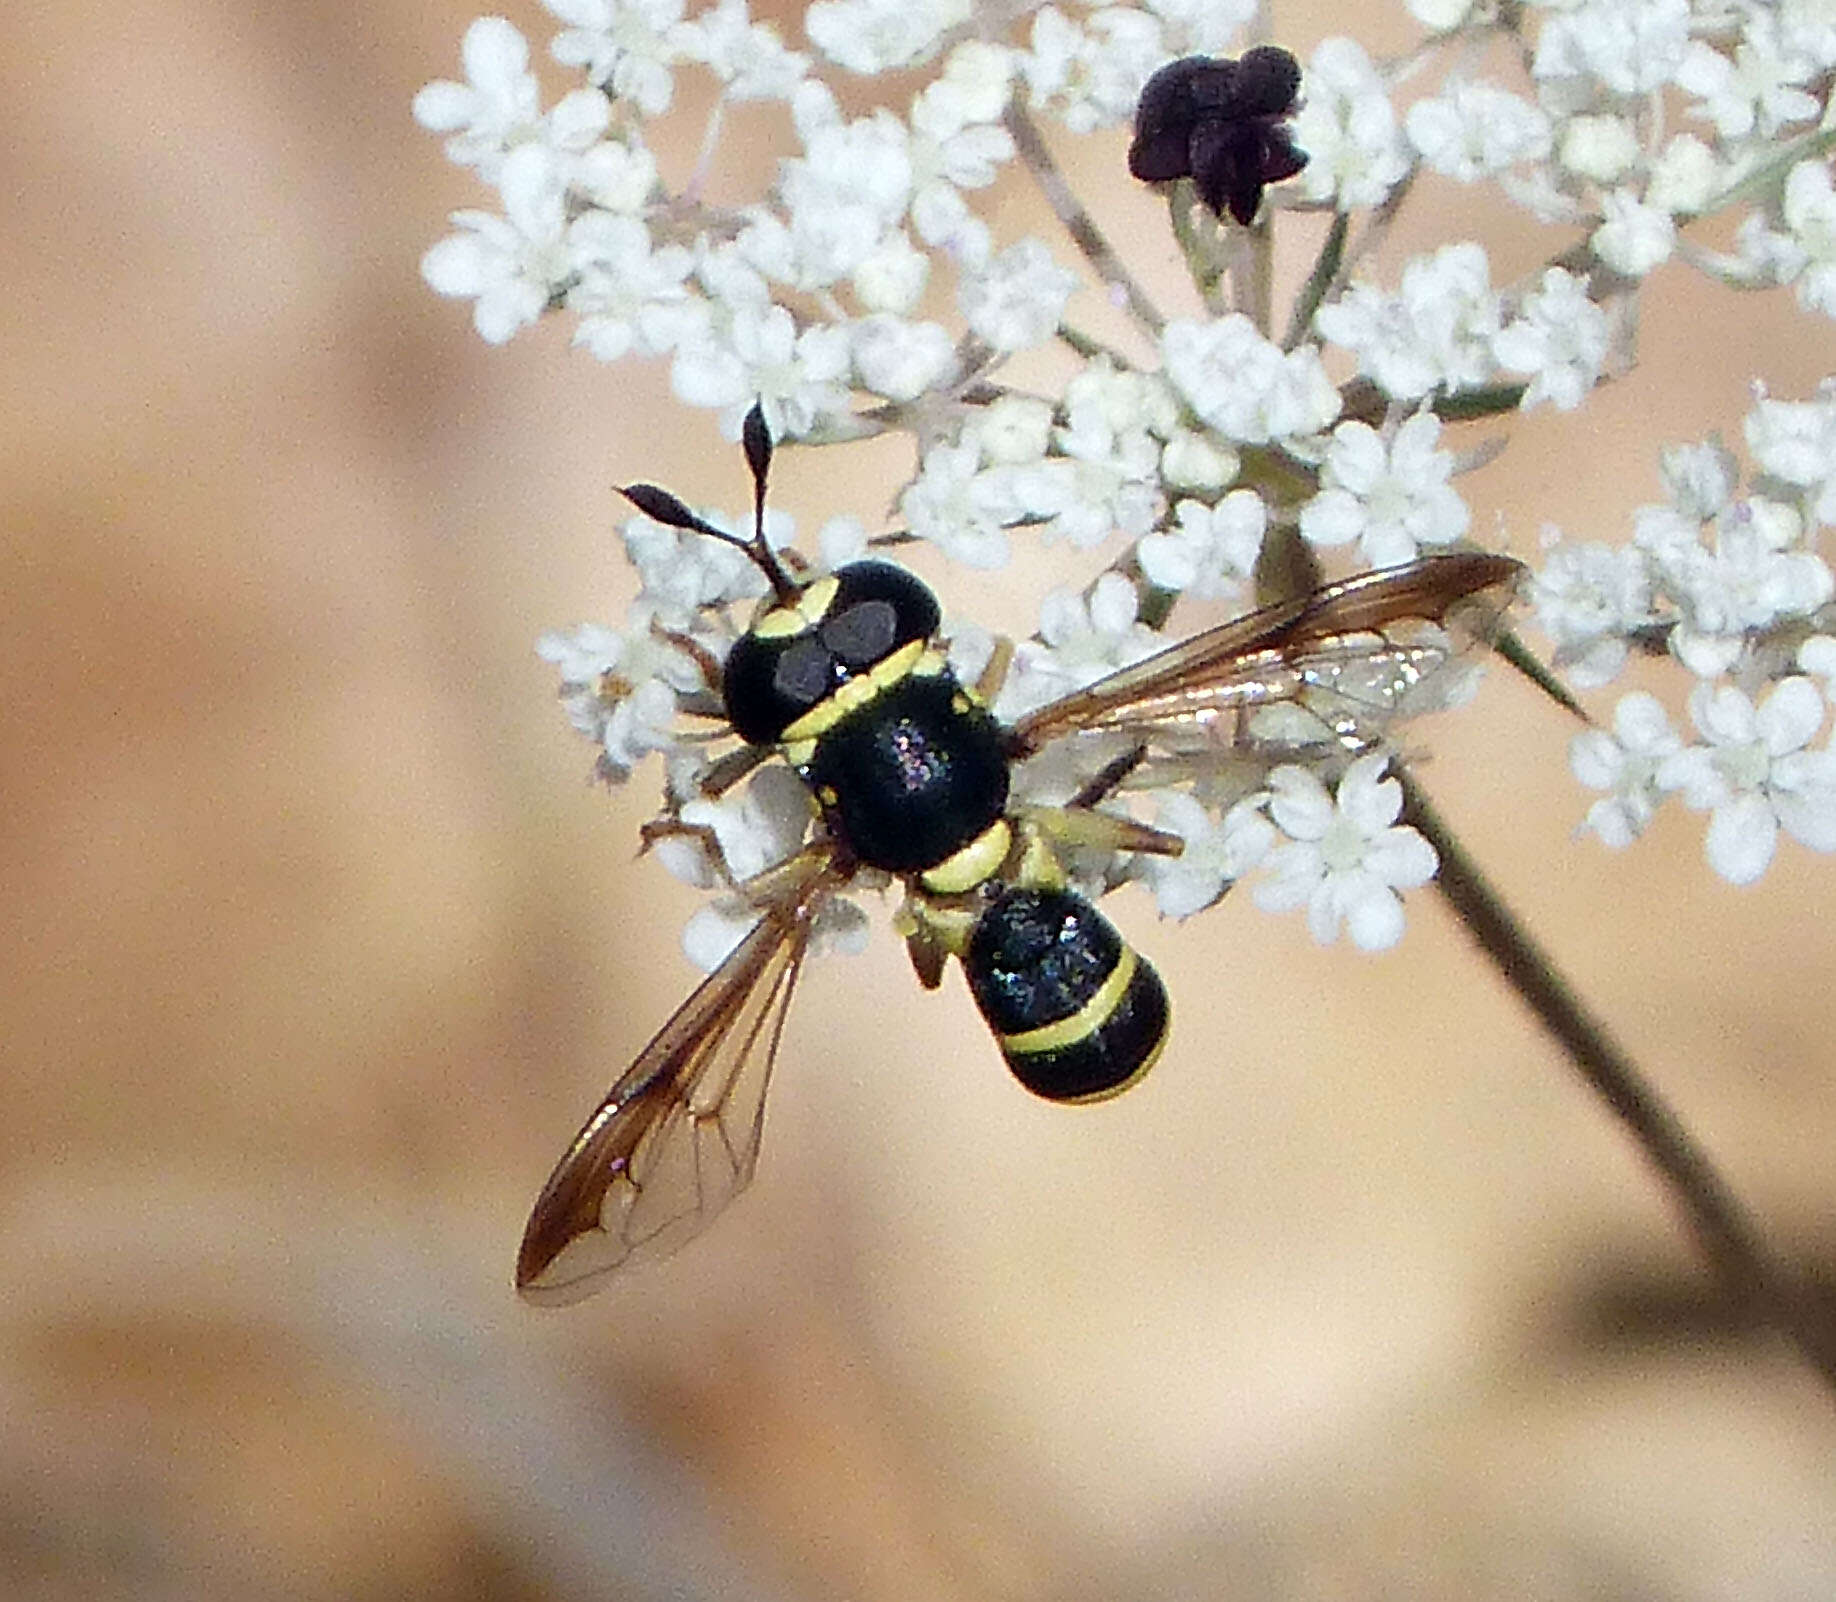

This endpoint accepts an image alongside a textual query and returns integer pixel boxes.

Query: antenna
[618,401,799,605]
[740,402,798,602]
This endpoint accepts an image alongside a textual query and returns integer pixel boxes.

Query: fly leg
[1020,744,1185,860]
[1016,802,1185,860]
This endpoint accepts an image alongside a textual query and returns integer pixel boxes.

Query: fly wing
[1008,553,1524,758]
[517,851,837,1304]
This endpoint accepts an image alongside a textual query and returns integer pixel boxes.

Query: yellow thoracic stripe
[920,818,1012,895]
[1000,946,1137,1056]
[779,636,926,743]
[751,576,838,639]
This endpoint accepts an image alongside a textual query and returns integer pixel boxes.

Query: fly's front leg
[640,808,833,906]
[690,741,772,801]
[971,634,1014,708]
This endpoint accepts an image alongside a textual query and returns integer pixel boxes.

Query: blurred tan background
[4,2,1835,1598]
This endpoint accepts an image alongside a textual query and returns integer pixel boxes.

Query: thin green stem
[1493,625,1588,720]
[1282,212,1349,351]
[1399,767,1836,1399]
[1002,98,1165,341]
[1240,214,1274,334]
[1055,322,1137,371]
[1690,119,1836,223]
[1168,181,1228,315]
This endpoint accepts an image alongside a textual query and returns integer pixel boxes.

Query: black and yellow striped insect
[517,406,1523,1302]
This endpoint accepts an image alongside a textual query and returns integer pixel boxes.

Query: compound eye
[771,637,833,707]
[828,561,942,651]
[820,598,898,667]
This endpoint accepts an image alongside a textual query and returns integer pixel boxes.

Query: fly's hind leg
[1020,743,1184,861]
[1017,801,1186,861]
[1067,742,1149,809]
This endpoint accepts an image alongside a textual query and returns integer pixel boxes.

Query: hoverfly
[518,405,1523,1302]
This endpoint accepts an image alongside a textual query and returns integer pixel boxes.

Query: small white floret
[1657,678,1836,883]
[1493,268,1609,412]
[1570,692,1683,848]
[1298,413,1469,568]
[1144,792,1276,920]
[1291,37,1411,210]
[1252,754,1439,951]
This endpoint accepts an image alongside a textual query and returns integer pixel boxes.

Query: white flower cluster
[1141,753,1438,951]
[1541,384,1836,883]
[417,0,1836,967]
[1298,0,1836,377]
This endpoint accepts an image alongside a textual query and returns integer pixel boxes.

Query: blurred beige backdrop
[4,2,1834,1599]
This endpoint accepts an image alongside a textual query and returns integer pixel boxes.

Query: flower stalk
[1001,97,1165,338]
[1400,765,1836,1395]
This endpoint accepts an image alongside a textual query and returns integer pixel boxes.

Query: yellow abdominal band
[1000,947,1138,1056]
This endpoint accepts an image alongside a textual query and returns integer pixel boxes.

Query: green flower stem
[1336,378,1529,427]
[1692,119,1836,223]
[1002,98,1165,340]
[1493,626,1587,720]
[1055,321,1137,372]
[1398,766,1836,1400]
[1167,181,1231,316]
[1430,381,1531,422]
[1337,167,1416,289]
[1283,211,1348,351]
[1241,213,1274,334]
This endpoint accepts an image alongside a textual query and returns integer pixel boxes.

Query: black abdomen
[803,672,1009,875]
[965,886,1170,1102]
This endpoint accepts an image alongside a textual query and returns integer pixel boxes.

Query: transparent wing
[1009,553,1524,760]
[516,850,837,1305]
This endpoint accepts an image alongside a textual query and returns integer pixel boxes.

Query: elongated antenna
[740,402,798,601]
[618,402,800,605]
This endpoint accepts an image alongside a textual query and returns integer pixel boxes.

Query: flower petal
[1336,753,1400,832]
[1613,690,1678,755]
[1704,793,1778,884]
[1267,766,1333,839]
[1688,681,1756,747]
[1252,843,1321,912]
[1343,882,1407,951]
[1757,676,1825,755]
[1305,878,1346,944]
[1569,727,1624,790]
[1363,825,1438,888]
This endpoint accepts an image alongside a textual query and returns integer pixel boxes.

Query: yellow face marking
[779,637,926,743]
[1001,947,1137,1057]
[782,737,816,768]
[919,818,1012,896]
[751,575,840,639]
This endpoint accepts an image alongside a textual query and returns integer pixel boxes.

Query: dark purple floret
[1128,46,1307,226]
